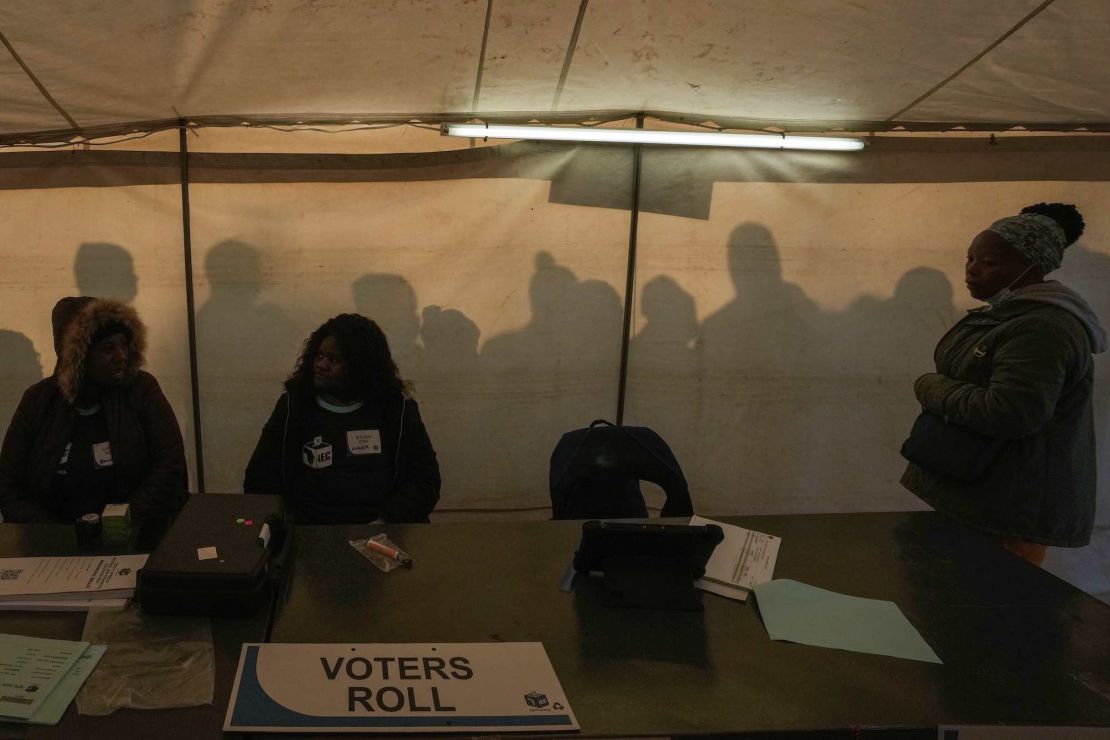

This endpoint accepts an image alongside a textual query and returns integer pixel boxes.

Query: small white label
[92,441,113,468]
[258,522,272,548]
[197,546,218,561]
[347,429,382,455]
[59,443,72,465]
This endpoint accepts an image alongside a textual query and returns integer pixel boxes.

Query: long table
[269,513,1110,736]
[0,524,270,740]
[1,512,1108,738]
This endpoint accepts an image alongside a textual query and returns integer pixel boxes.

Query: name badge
[347,429,382,455]
[92,441,113,469]
[303,436,333,469]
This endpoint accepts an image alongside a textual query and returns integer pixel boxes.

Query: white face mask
[985,263,1035,307]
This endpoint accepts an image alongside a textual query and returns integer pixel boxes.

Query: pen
[365,538,413,567]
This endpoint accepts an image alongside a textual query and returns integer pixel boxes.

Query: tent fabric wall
[0,131,196,483]
[629,168,1110,519]
[1,127,1107,530]
[189,142,632,506]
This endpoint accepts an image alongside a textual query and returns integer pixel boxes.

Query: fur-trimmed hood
[54,298,147,404]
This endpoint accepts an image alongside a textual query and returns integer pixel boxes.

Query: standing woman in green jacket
[902,203,1106,564]
[0,297,188,525]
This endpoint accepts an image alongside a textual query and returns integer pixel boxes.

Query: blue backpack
[549,420,693,520]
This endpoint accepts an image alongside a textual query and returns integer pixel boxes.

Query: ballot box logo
[524,691,549,709]
[303,436,333,469]
[92,440,113,469]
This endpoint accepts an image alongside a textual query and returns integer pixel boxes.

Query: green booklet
[0,633,90,720]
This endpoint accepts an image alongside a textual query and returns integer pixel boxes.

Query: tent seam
[471,0,494,113]
[0,26,79,131]
[885,0,1057,122]
[552,0,590,111]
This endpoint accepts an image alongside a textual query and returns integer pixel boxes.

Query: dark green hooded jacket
[901,281,1106,547]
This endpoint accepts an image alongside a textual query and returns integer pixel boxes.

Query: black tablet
[573,520,723,577]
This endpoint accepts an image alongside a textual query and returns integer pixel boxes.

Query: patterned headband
[987,213,1067,274]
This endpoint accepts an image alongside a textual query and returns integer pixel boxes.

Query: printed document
[7,644,106,725]
[691,515,781,602]
[0,633,90,719]
[0,555,147,601]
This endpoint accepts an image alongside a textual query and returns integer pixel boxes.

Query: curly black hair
[289,313,403,400]
[1020,202,1085,246]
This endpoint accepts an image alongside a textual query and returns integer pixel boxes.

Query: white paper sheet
[0,555,147,601]
[691,515,780,602]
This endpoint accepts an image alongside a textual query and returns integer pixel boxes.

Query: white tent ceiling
[2,0,1110,145]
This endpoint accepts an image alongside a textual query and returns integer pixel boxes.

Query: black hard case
[137,494,291,617]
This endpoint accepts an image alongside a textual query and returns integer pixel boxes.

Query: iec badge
[303,436,333,469]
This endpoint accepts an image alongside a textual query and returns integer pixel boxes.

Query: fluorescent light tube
[442,124,864,151]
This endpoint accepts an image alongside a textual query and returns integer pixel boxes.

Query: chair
[549,419,693,520]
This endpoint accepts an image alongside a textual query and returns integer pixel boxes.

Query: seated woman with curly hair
[244,313,440,524]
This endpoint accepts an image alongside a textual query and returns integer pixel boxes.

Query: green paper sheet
[753,579,942,664]
[21,645,106,725]
[0,633,89,719]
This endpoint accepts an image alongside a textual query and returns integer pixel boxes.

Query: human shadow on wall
[352,273,424,385]
[838,267,960,380]
[74,242,138,303]
[421,306,480,389]
[196,240,295,493]
[684,223,963,514]
[418,305,487,509]
[350,275,491,510]
[694,222,823,510]
[0,330,43,442]
[831,267,961,504]
[74,241,202,488]
[479,252,624,509]
[623,276,701,510]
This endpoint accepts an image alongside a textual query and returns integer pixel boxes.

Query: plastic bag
[76,605,214,715]
[349,533,413,573]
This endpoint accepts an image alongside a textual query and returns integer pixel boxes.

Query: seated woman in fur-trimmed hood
[0,297,188,525]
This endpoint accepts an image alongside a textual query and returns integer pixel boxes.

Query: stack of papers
[0,634,106,725]
[0,555,147,611]
[691,515,781,602]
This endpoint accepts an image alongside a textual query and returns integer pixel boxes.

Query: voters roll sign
[223,642,579,733]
